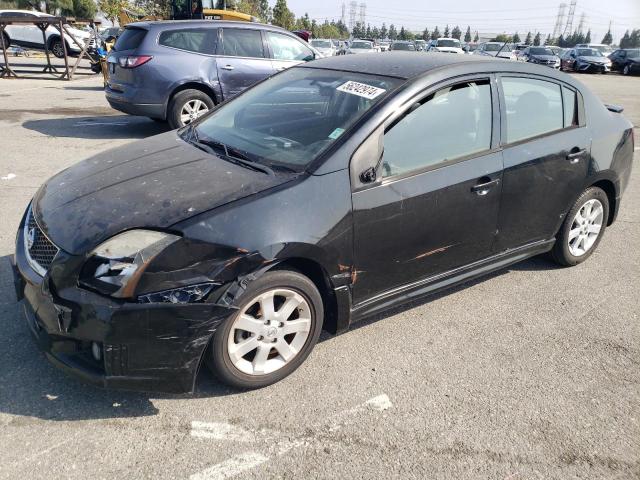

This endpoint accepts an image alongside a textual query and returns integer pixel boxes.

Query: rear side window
[501,77,563,143]
[114,28,147,51]
[266,32,314,61]
[159,28,217,54]
[222,29,265,58]
[562,86,578,127]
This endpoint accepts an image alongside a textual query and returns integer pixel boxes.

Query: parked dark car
[389,41,416,51]
[560,47,612,73]
[105,20,320,128]
[608,48,640,75]
[14,54,634,393]
[520,46,560,68]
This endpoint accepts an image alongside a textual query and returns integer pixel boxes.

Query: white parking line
[189,394,393,479]
[0,76,98,95]
[189,452,269,480]
[74,121,129,126]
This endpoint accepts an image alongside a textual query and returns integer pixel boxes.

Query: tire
[167,89,214,129]
[207,270,324,389]
[623,65,630,75]
[551,187,609,267]
[50,38,66,58]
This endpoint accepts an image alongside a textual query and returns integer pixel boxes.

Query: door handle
[220,65,234,71]
[471,178,500,196]
[566,148,586,163]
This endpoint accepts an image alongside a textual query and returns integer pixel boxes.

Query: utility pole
[358,2,366,26]
[552,3,567,39]
[341,2,346,25]
[348,0,357,31]
[562,0,577,37]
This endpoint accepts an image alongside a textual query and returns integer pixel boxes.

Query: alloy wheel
[227,288,312,376]
[51,41,64,58]
[567,198,603,257]
[180,99,209,126]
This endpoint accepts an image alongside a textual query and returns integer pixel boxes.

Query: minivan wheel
[551,187,609,267]
[168,89,214,129]
[207,270,324,389]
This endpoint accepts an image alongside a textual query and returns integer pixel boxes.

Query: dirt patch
[0,106,117,123]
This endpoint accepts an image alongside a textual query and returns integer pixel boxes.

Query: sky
[285,0,640,43]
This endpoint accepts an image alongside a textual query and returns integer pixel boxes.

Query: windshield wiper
[189,137,273,176]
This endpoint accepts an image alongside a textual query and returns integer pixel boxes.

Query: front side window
[159,28,217,54]
[192,68,401,170]
[382,80,492,178]
[501,77,563,143]
[267,32,314,61]
[222,28,265,58]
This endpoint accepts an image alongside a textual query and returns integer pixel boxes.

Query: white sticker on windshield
[337,81,386,100]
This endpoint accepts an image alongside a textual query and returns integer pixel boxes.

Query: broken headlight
[81,229,180,299]
[137,283,217,304]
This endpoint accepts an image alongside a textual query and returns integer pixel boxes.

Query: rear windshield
[484,43,502,51]
[113,28,147,51]
[437,39,460,48]
[351,41,372,49]
[576,48,603,57]
[530,47,554,55]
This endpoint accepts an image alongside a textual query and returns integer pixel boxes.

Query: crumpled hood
[32,131,295,255]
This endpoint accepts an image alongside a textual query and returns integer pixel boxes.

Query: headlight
[81,229,180,298]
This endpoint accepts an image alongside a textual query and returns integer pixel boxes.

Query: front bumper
[577,62,611,73]
[13,225,234,393]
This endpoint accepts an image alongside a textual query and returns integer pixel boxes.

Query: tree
[557,34,565,48]
[585,29,591,43]
[602,28,613,45]
[443,25,450,37]
[493,34,511,43]
[372,26,380,39]
[464,26,471,43]
[388,24,397,40]
[431,26,440,40]
[620,29,640,48]
[365,23,372,38]
[451,25,461,40]
[380,23,387,40]
[399,26,406,40]
[473,31,479,42]
[17,0,72,14]
[272,0,295,30]
[533,32,541,46]
[512,31,521,43]
[525,31,532,45]
[98,0,127,24]
[422,27,430,41]
[66,0,96,18]
[545,33,551,45]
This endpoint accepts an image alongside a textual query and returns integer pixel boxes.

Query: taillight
[117,55,152,68]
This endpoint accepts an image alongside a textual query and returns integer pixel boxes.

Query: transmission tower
[562,0,577,36]
[576,12,586,34]
[348,0,357,30]
[551,3,567,39]
[358,2,366,26]
[341,2,346,25]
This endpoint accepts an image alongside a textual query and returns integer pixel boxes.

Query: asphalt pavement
[0,60,638,479]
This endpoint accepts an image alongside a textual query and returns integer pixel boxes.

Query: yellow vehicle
[171,0,257,21]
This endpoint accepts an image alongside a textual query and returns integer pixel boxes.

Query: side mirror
[351,124,384,189]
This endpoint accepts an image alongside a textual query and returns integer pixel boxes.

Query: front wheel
[50,39,67,58]
[207,270,324,389]
[551,187,609,267]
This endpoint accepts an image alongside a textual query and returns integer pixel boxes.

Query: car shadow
[22,115,170,140]
[0,254,237,422]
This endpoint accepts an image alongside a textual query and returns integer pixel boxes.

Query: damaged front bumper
[12,247,234,394]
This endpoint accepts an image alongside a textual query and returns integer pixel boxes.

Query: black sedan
[609,48,640,75]
[13,53,634,392]
[560,47,612,73]
[520,46,560,68]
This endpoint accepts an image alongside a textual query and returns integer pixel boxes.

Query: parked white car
[310,38,337,57]
[427,38,464,54]
[474,42,517,60]
[347,39,376,54]
[0,9,92,58]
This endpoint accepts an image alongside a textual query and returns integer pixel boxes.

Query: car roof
[0,9,50,16]
[128,19,290,34]
[301,51,577,82]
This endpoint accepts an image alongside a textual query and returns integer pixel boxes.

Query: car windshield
[577,48,603,57]
[191,68,402,170]
[484,43,503,51]
[312,40,332,48]
[352,41,372,49]
[437,39,460,48]
[530,47,554,55]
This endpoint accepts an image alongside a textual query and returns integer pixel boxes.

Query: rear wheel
[207,270,324,389]
[551,187,609,266]
[167,89,214,129]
